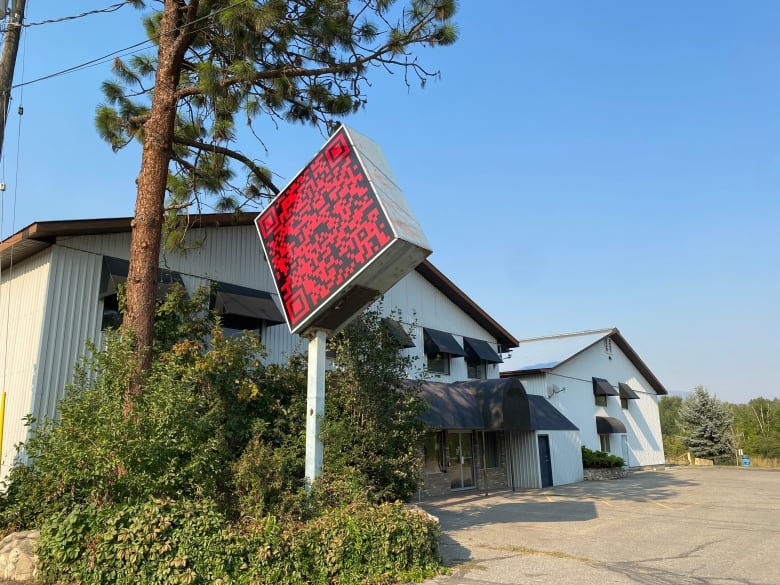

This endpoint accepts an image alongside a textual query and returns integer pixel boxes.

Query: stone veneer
[583,467,628,480]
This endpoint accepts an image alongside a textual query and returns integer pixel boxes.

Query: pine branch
[172,136,279,195]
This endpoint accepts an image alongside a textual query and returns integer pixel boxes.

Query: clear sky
[1,1,778,403]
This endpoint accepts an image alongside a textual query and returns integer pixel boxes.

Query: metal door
[538,434,553,488]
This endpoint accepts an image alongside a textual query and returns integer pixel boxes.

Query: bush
[248,501,442,585]
[35,497,442,585]
[0,290,446,584]
[582,446,624,468]
[37,498,252,585]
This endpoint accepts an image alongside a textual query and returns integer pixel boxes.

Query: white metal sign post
[305,330,327,486]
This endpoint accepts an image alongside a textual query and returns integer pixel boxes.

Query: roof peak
[517,327,617,343]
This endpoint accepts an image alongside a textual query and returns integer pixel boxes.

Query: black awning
[416,380,484,430]
[527,395,579,431]
[423,328,467,357]
[463,337,502,363]
[99,256,183,301]
[618,382,640,400]
[453,378,532,431]
[593,377,618,396]
[213,282,285,325]
[384,318,415,349]
[596,416,627,434]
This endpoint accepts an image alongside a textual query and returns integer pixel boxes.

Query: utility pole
[0,0,26,161]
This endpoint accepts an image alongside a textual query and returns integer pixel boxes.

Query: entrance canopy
[415,378,577,432]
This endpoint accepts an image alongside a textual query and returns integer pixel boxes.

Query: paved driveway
[418,466,779,585]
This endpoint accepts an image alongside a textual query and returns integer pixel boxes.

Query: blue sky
[1,1,778,403]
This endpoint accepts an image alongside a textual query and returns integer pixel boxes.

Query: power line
[12,38,153,89]
[21,1,133,28]
[10,0,251,91]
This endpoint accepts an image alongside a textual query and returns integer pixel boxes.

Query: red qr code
[257,130,394,327]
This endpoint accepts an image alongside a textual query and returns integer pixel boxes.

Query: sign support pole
[305,329,327,487]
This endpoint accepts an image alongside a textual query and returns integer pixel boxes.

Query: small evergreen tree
[320,305,426,503]
[678,386,733,459]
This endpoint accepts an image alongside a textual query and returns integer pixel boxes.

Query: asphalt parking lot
[418,466,780,585]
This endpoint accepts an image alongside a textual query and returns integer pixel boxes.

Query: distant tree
[678,386,733,459]
[95,0,458,390]
[731,398,780,459]
[658,395,686,459]
[320,305,425,503]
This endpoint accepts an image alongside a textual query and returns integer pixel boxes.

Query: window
[600,434,611,452]
[481,432,501,468]
[604,337,613,354]
[99,256,184,330]
[423,328,466,376]
[467,359,487,379]
[620,397,629,409]
[595,394,607,407]
[422,432,446,473]
[427,353,450,375]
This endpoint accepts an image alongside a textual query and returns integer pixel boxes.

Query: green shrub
[35,497,443,585]
[248,501,442,585]
[581,446,624,468]
[37,498,254,585]
[0,290,445,584]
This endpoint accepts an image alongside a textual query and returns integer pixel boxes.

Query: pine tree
[678,386,734,459]
[95,0,458,389]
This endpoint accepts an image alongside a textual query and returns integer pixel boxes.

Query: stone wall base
[583,467,628,480]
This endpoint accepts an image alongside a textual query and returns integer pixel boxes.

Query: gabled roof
[499,328,667,396]
[0,214,518,349]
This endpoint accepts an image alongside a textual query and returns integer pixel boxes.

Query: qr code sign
[257,129,394,329]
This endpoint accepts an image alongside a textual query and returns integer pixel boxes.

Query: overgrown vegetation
[660,388,780,465]
[581,446,624,469]
[0,287,442,584]
[322,306,426,503]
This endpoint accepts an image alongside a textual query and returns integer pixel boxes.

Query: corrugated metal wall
[506,431,540,489]
[549,430,584,485]
[0,250,52,477]
[32,246,104,422]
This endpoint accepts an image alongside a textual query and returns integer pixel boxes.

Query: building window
[466,359,487,379]
[604,338,613,354]
[595,394,607,407]
[423,328,466,376]
[422,432,446,473]
[600,434,611,452]
[427,353,450,375]
[481,432,501,468]
[620,397,629,409]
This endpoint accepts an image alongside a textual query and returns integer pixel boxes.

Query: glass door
[447,432,475,490]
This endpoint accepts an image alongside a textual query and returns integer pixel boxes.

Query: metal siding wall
[62,226,277,292]
[33,246,103,422]
[552,344,665,466]
[506,431,540,489]
[382,270,503,383]
[0,251,52,479]
[549,430,584,485]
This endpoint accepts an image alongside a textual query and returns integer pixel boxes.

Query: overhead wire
[21,1,132,28]
[12,0,252,91]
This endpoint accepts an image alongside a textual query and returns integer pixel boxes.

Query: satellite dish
[547,384,566,398]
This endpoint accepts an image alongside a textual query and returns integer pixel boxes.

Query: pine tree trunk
[123,1,194,405]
